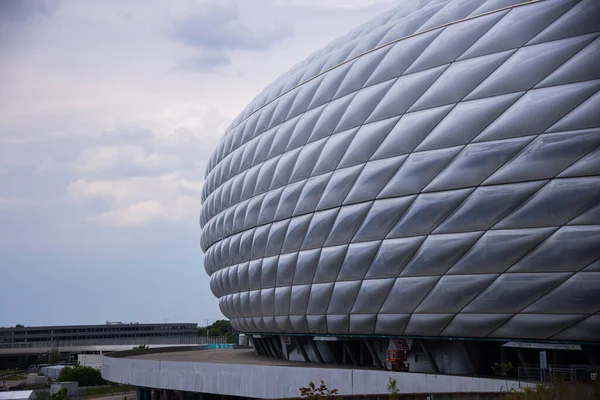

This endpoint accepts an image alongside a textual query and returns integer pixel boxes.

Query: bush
[51,388,68,400]
[299,380,338,400]
[505,380,600,400]
[58,365,105,386]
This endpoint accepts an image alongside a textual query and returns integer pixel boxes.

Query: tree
[58,365,105,386]
[51,388,68,400]
[49,347,61,364]
[197,320,238,343]
[15,324,24,328]
[299,380,338,400]
[388,377,399,400]
[132,344,148,350]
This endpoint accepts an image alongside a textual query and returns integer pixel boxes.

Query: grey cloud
[177,51,231,72]
[171,1,293,51]
[0,0,59,22]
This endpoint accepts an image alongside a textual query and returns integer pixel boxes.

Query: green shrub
[58,365,105,386]
[51,388,68,400]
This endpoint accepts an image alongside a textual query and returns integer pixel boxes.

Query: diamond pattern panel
[201,0,600,341]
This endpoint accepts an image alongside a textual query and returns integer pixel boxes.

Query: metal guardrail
[0,336,227,349]
[518,364,600,386]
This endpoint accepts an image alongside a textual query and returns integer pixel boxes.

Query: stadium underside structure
[199,0,600,375]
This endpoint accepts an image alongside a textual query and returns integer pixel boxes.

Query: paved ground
[0,379,24,390]
[127,348,366,369]
[88,393,136,400]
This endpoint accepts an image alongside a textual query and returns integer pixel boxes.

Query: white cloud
[76,145,181,174]
[67,173,204,227]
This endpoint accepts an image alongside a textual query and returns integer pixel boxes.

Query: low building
[0,322,198,344]
[77,354,103,369]
[40,365,66,380]
[0,391,36,400]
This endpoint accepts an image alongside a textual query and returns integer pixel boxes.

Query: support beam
[360,340,364,366]
[250,337,263,356]
[269,337,284,359]
[516,348,534,381]
[256,338,271,357]
[309,338,325,363]
[459,341,477,376]
[419,340,440,374]
[326,341,339,365]
[293,336,310,363]
[364,339,383,369]
[516,348,529,367]
[343,341,358,367]
[584,345,599,366]
[262,339,275,358]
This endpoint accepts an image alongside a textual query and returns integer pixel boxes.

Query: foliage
[504,379,600,400]
[82,384,134,396]
[51,388,68,400]
[58,365,105,386]
[492,361,515,392]
[2,374,26,380]
[492,361,514,377]
[197,319,238,343]
[387,377,399,400]
[15,324,24,328]
[132,344,148,349]
[299,380,338,400]
[49,347,61,364]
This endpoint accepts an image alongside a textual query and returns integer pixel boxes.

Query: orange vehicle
[386,349,409,372]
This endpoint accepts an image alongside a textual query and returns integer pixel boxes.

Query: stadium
[199,0,600,376]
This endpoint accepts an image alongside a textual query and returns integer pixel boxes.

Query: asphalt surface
[127,348,366,369]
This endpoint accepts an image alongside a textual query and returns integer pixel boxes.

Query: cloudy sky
[0,0,393,327]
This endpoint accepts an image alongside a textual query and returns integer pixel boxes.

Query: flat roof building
[0,322,198,343]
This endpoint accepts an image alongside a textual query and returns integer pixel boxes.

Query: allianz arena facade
[200,0,600,371]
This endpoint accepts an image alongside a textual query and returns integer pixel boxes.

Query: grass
[83,384,136,398]
[1,374,26,380]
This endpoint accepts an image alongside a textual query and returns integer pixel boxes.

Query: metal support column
[309,338,325,363]
[260,339,274,358]
[269,337,284,359]
[360,340,365,366]
[269,338,282,359]
[419,340,440,374]
[254,337,267,356]
[343,341,359,367]
[250,337,263,356]
[364,338,384,369]
[327,341,340,365]
[516,348,533,381]
[459,341,477,376]
[292,336,310,362]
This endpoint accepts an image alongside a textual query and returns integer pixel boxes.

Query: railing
[0,336,227,349]
[518,364,600,386]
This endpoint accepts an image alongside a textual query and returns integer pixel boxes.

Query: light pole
[204,319,210,342]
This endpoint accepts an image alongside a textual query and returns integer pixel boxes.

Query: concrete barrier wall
[102,354,527,399]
